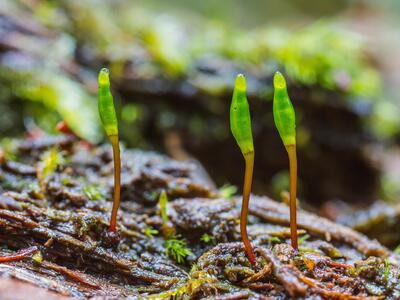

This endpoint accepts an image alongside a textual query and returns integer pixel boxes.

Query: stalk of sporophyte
[272,71,298,250]
[98,68,121,233]
[230,74,256,267]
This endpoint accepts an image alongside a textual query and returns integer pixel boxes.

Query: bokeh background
[1,0,400,235]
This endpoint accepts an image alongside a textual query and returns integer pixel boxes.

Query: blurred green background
[1,0,400,206]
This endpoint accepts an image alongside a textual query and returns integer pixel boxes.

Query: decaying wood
[0,135,399,299]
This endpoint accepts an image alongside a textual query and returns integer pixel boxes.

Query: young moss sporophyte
[98,68,121,234]
[273,71,298,250]
[157,191,191,263]
[159,190,176,238]
[230,74,256,267]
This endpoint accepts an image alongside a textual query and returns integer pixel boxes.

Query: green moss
[218,184,237,200]
[382,259,391,284]
[56,2,383,100]
[0,138,18,161]
[38,147,64,182]
[77,215,102,237]
[45,208,72,222]
[0,65,101,143]
[165,236,193,264]
[3,0,397,143]
[264,23,381,97]
[82,185,102,201]
[32,251,43,264]
[200,233,214,243]
[144,226,159,238]
[325,247,342,259]
[61,177,73,187]
[298,248,320,255]
[266,236,281,244]
[147,272,216,299]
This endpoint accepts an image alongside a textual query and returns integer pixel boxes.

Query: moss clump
[165,237,193,264]
[82,185,102,201]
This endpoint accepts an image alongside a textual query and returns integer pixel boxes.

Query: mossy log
[0,135,398,299]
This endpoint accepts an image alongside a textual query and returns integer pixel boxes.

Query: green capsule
[98,68,118,137]
[230,74,254,155]
[273,72,296,146]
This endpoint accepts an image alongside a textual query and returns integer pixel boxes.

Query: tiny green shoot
[165,237,193,264]
[383,259,391,283]
[61,177,72,186]
[158,190,176,238]
[159,190,168,224]
[144,226,159,238]
[39,148,63,179]
[200,233,214,243]
[98,68,121,233]
[273,71,298,250]
[37,147,64,190]
[83,185,102,201]
[298,234,310,245]
[157,191,192,263]
[32,251,43,264]
[267,236,281,244]
[218,184,238,199]
[230,73,256,267]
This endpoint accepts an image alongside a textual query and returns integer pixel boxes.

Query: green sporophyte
[230,74,256,267]
[98,68,118,137]
[98,68,121,233]
[273,71,298,250]
[230,74,254,155]
[273,71,296,146]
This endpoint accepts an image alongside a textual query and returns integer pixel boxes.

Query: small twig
[43,261,100,288]
[0,246,38,262]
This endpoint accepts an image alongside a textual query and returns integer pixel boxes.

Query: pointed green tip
[235,74,246,91]
[274,71,286,89]
[98,68,110,86]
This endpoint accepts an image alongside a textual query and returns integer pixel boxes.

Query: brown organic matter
[0,135,398,299]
